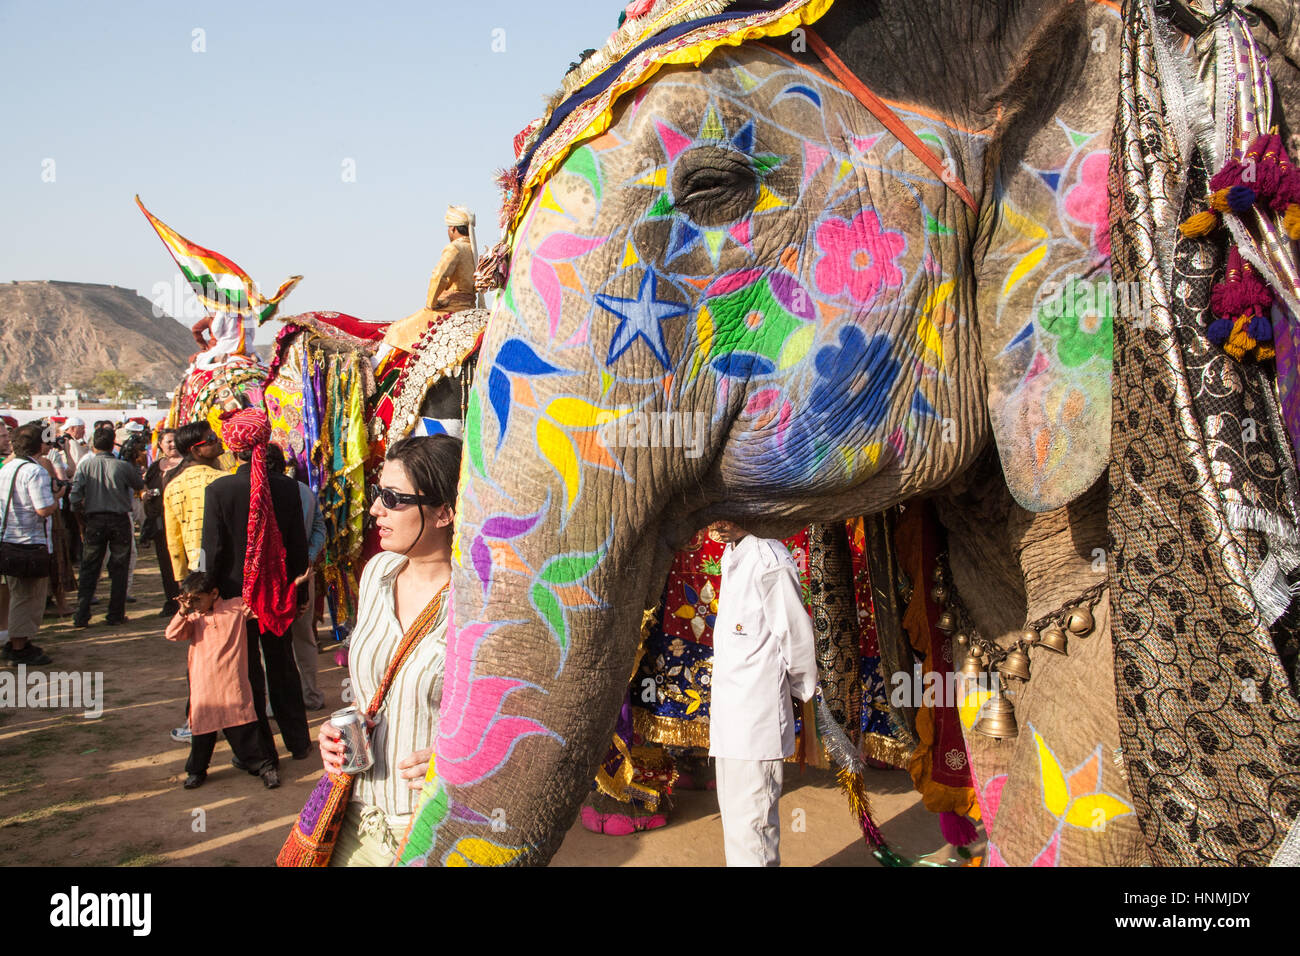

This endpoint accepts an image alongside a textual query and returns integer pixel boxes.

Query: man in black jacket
[200,409,311,766]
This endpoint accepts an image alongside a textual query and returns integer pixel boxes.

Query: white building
[30,386,82,411]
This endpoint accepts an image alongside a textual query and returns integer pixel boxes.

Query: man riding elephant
[382,205,483,354]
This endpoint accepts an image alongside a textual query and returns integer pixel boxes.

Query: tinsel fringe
[814,696,865,776]
[1272,811,1300,866]
[836,769,882,845]
[860,731,913,769]
[632,707,712,750]
[1225,501,1300,624]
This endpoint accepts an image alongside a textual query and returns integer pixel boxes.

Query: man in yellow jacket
[382,205,481,353]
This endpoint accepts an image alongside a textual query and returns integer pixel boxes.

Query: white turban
[445,205,473,227]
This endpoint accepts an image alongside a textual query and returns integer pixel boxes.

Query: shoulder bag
[0,460,52,579]
[276,585,446,867]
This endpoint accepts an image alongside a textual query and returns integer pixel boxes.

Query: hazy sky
[0,0,617,343]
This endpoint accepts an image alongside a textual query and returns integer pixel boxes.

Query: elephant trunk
[408,420,670,865]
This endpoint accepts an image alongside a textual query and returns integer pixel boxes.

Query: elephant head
[403,0,1127,866]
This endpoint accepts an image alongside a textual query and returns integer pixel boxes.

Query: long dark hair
[384,435,462,554]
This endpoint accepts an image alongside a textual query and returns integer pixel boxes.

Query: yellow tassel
[1224,315,1256,361]
[1208,188,1233,212]
[1284,203,1300,240]
[1256,343,1277,361]
[1179,209,1219,237]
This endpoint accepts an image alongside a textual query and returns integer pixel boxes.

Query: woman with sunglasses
[317,434,461,866]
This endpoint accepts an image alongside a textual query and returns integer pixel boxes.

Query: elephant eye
[671,147,758,226]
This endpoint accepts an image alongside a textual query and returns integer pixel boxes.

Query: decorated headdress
[473,0,833,292]
[222,408,296,634]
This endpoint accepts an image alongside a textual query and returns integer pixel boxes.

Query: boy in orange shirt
[165,572,279,790]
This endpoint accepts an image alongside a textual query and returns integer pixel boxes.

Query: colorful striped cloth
[136,195,301,322]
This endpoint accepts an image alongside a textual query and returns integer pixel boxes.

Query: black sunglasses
[368,484,440,510]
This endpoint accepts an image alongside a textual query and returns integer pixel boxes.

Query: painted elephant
[398,0,1300,866]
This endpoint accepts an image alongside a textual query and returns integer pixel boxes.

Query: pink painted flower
[1064,150,1111,258]
[625,0,655,18]
[813,209,906,304]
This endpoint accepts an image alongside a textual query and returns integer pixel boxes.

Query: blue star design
[596,269,686,370]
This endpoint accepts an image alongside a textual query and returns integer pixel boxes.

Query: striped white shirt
[348,550,448,821]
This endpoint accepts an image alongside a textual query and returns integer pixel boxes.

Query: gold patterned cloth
[1109,0,1300,865]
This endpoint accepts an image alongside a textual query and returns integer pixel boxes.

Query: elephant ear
[975,5,1120,513]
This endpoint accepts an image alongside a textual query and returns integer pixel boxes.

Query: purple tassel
[940,810,977,846]
[1207,318,1235,344]
[1227,185,1257,213]
[1249,314,1273,342]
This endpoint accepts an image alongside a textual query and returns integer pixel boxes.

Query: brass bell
[999,644,1032,682]
[1064,606,1094,636]
[1039,624,1069,655]
[936,610,957,633]
[931,585,950,605]
[955,632,969,646]
[974,691,1019,739]
[1020,628,1040,647]
[959,647,985,679]
[932,565,944,583]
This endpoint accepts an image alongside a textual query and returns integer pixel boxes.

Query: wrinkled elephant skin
[417,1,1139,866]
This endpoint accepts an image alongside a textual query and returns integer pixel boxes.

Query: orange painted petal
[489,541,529,576]
[553,583,593,607]
[1068,749,1101,799]
[573,429,618,470]
[554,261,583,293]
[513,378,539,409]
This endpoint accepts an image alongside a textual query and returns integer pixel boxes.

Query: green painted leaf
[925,213,953,235]
[565,146,602,200]
[531,583,567,652]
[648,193,674,218]
[466,392,484,476]
[540,548,603,585]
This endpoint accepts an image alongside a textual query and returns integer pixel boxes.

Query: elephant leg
[939,469,1147,865]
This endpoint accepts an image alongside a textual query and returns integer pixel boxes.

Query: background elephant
[398,0,1300,866]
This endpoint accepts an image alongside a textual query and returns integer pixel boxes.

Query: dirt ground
[0,549,980,867]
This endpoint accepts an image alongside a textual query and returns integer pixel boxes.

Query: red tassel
[1272,168,1300,214]
[1209,158,1245,192]
[1210,247,1247,317]
[1254,133,1284,198]
[940,810,977,847]
[1240,261,1275,312]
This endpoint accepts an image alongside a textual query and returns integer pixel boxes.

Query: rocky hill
[0,281,197,393]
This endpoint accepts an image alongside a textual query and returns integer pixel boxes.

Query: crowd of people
[0,411,339,766]
[0,414,155,664]
[3,403,813,867]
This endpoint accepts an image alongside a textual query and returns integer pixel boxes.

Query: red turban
[223,409,294,634]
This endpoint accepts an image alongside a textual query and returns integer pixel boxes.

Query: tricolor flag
[135,195,301,323]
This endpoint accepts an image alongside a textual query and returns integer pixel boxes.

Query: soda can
[332,707,374,774]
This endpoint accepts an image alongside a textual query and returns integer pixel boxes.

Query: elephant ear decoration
[974,5,1119,513]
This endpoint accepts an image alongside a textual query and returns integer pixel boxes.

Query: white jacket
[709,535,819,761]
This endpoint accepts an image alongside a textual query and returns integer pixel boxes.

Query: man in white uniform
[708,519,818,866]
